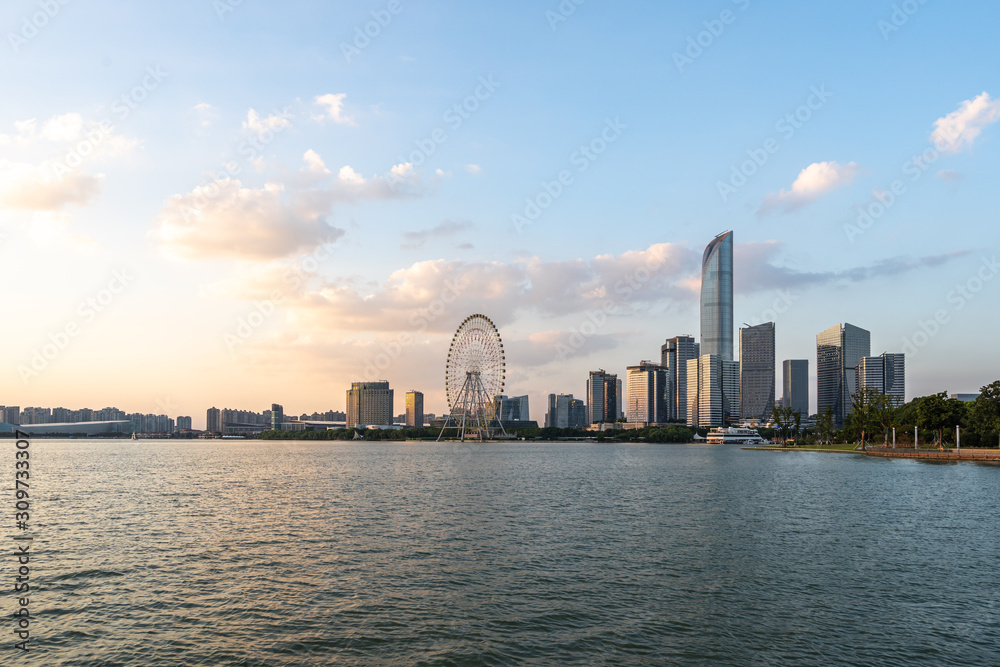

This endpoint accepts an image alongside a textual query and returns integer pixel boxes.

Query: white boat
[706,427,766,445]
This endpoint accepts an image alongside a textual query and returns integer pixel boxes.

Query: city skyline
[3,2,998,428]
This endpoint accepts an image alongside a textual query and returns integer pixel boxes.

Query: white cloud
[243,108,292,134]
[191,103,220,129]
[0,160,104,210]
[759,161,860,214]
[931,92,1000,153]
[302,150,330,175]
[402,219,474,249]
[313,93,357,126]
[338,165,365,184]
[151,179,345,261]
[465,164,482,175]
[935,169,964,183]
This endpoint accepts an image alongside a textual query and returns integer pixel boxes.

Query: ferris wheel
[439,314,507,441]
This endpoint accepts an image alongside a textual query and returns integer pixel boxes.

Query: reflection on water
[17,441,1000,665]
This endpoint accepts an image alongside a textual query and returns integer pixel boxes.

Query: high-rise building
[405,391,424,427]
[586,370,618,424]
[271,404,284,431]
[176,416,193,430]
[2,406,20,425]
[782,360,809,416]
[616,378,624,420]
[857,353,906,406]
[951,393,980,402]
[206,407,221,433]
[739,323,775,423]
[545,394,587,429]
[346,381,394,428]
[817,323,871,425]
[626,362,668,424]
[701,231,734,361]
[661,335,700,422]
[687,355,740,428]
[495,395,529,422]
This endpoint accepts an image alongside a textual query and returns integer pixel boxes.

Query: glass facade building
[817,323,871,425]
[739,323,775,423]
[661,335,700,422]
[700,231,734,361]
[782,360,810,416]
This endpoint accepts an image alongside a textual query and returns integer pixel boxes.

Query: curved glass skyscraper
[700,231,734,361]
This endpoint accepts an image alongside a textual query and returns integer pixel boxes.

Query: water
[8,440,1000,665]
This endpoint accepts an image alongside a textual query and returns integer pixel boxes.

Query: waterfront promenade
[864,447,1000,462]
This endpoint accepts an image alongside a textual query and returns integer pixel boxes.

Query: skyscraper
[271,403,284,431]
[625,362,668,424]
[686,355,740,428]
[586,370,618,424]
[817,323,871,425]
[495,395,529,422]
[347,381,394,428]
[206,407,221,433]
[700,231,734,361]
[661,335,700,422]
[782,360,809,416]
[857,353,906,406]
[739,323,775,423]
[545,394,586,429]
[406,391,424,427]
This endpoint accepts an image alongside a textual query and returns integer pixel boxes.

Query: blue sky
[2,0,998,426]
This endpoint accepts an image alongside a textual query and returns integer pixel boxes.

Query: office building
[495,395,529,422]
[782,360,809,416]
[687,355,740,428]
[857,353,906,406]
[616,378,624,420]
[586,370,618,424]
[545,394,587,429]
[406,391,424,427]
[951,394,980,402]
[626,362,668,424]
[701,231,734,360]
[346,381,394,428]
[817,323,871,425]
[206,407,221,433]
[661,335,700,422]
[270,404,284,431]
[739,323,775,423]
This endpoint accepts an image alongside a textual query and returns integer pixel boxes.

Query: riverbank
[864,447,1000,462]
[743,444,861,454]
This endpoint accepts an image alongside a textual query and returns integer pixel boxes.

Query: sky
[2,0,999,428]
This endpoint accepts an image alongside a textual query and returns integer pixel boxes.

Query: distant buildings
[206,407,221,433]
[347,381,394,428]
[545,394,587,429]
[1,406,19,425]
[817,323,871,425]
[661,335,700,423]
[495,395,529,422]
[951,393,980,402]
[857,353,906,406]
[701,231,734,361]
[782,360,809,416]
[625,362,668,424]
[739,323,775,423]
[586,370,618,424]
[687,355,740,428]
[176,416,193,430]
[271,404,284,431]
[406,391,424,427]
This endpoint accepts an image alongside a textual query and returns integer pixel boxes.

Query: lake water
[9,440,1000,665]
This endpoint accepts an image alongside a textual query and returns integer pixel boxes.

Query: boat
[706,427,767,445]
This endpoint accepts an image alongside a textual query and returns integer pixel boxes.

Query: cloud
[0,113,136,211]
[191,103,220,129]
[152,154,424,261]
[313,93,356,126]
[243,109,292,134]
[931,92,1000,153]
[151,179,345,261]
[935,169,964,183]
[465,164,482,175]
[759,161,860,214]
[402,219,474,249]
[735,241,970,293]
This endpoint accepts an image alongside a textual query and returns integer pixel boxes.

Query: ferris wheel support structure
[437,314,508,442]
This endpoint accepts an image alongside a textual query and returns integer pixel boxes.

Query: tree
[916,392,963,447]
[851,387,883,449]
[971,381,1000,447]
[793,411,802,439]
[771,405,785,445]
[817,406,834,445]
[872,393,898,446]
